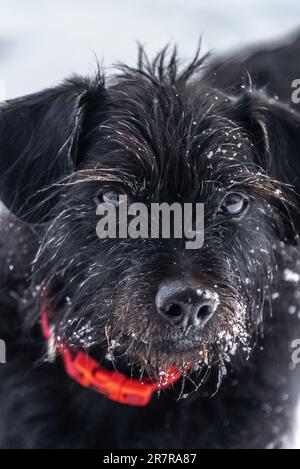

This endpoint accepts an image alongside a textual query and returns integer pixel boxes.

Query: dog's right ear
[0,77,106,223]
[233,92,300,244]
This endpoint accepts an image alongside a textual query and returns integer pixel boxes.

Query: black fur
[0,40,300,449]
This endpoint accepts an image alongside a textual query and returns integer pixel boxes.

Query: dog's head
[1,49,300,387]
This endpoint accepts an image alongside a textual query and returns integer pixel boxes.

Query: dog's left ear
[0,77,106,223]
[235,93,300,244]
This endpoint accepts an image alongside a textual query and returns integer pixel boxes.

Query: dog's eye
[220,193,249,216]
[95,190,124,207]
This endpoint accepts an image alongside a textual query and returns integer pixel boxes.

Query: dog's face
[1,50,300,383]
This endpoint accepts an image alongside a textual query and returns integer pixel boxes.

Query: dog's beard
[108,299,251,367]
[42,296,255,399]
[50,294,254,379]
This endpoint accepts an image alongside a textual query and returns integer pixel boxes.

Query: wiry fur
[0,41,300,448]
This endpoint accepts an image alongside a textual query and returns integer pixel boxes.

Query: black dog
[0,37,300,449]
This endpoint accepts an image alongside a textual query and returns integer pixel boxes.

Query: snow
[0,0,300,99]
[289,306,297,315]
[0,0,300,448]
[284,269,300,284]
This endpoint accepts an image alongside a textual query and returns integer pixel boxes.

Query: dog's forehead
[84,81,255,199]
[98,82,252,165]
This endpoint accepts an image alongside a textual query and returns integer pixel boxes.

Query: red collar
[41,311,182,406]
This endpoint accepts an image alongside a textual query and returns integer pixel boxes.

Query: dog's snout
[155,282,219,330]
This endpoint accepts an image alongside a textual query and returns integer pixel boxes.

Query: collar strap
[41,311,182,406]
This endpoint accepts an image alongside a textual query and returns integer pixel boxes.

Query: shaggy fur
[0,38,300,449]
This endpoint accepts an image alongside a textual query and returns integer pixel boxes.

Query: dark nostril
[164,303,183,319]
[156,282,218,330]
[197,304,213,321]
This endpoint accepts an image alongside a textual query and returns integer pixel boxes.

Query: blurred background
[1,0,300,98]
[0,0,299,448]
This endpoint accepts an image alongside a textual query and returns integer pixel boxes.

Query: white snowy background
[0,0,300,448]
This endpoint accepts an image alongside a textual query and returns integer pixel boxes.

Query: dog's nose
[155,282,219,330]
